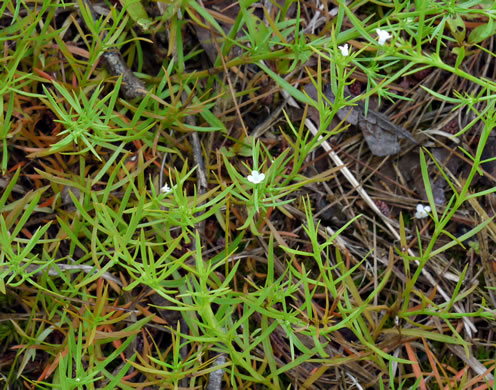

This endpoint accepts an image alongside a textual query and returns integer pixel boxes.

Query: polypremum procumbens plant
[222,139,290,234]
[222,139,336,235]
[145,163,232,240]
[41,77,124,159]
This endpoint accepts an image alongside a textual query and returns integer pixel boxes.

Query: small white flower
[247,170,265,184]
[415,204,431,219]
[75,378,80,382]
[338,44,350,56]
[160,184,171,194]
[376,28,392,45]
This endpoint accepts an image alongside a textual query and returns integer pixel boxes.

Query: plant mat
[1,0,496,389]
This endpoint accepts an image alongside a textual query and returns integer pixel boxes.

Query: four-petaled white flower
[415,204,431,219]
[160,184,171,194]
[376,28,392,45]
[339,44,350,56]
[247,170,265,184]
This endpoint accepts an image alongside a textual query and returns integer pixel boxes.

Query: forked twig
[80,0,146,99]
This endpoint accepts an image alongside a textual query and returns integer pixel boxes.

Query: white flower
[415,204,431,219]
[376,28,392,45]
[338,44,350,56]
[160,184,171,194]
[247,170,265,184]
